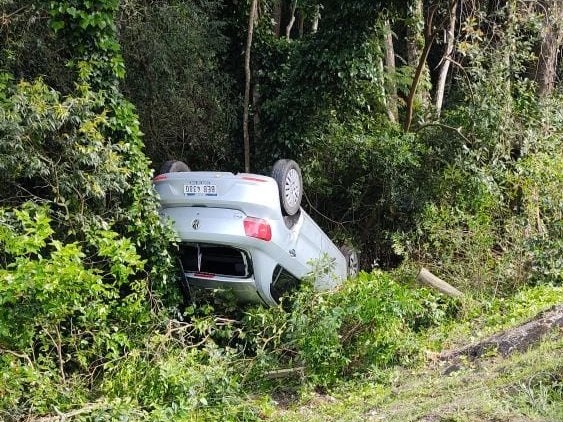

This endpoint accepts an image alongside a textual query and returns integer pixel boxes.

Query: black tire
[159,160,190,174]
[272,159,303,216]
[340,245,359,278]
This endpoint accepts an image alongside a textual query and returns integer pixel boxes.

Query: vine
[49,0,125,88]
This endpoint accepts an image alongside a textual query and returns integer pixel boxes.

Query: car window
[270,265,300,302]
[179,244,251,278]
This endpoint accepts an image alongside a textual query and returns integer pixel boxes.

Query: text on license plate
[184,184,217,196]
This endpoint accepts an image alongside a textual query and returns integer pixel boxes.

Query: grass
[252,284,563,422]
[263,332,562,422]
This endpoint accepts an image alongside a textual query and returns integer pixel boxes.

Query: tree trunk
[383,19,398,123]
[404,0,431,128]
[435,0,457,116]
[265,366,305,379]
[243,0,258,173]
[286,0,297,41]
[311,4,320,33]
[536,0,563,97]
[252,83,261,147]
[406,0,425,67]
[440,304,563,361]
[273,0,282,38]
[404,25,436,131]
[298,10,304,38]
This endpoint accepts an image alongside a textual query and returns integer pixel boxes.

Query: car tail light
[243,217,272,241]
[153,174,167,181]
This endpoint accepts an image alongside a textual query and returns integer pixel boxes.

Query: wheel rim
[348,251,359,277]
[284,168,301,208]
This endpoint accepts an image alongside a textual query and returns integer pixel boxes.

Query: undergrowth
[242,270,457,388]
[1,240,561,420]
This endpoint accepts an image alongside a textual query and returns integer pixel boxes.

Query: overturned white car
[153,159,358,306]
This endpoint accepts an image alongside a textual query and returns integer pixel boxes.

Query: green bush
[0,203,259,419]
[101,333,258,420]
[0,203,150,415]
[244,270,454,387]
[259,109,429,266]
[0,1,176,416]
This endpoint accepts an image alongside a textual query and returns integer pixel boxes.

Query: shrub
[244,269,454,387]
[0,0,176,414]
[0,203,150,415]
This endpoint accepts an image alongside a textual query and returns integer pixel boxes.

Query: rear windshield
[179,244,251,278]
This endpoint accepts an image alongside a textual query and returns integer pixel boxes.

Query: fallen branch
[32,401,108,421]
[416,267,463,297]
[265,366,305,380]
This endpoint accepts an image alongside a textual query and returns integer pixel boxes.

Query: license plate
[184,183,217,196]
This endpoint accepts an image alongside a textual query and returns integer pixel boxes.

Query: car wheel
[272,159,302,216]
[159,160,190,174]
[340,245,359,278]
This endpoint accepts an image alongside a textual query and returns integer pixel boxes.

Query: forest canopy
[0,0,562,419]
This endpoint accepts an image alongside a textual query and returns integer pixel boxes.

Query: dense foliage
[118,0,239,170]
[396,7,563,290]
[244,270,454,387]
[0,0,174,417]
[1,0,562,419]
[248,1,563,287]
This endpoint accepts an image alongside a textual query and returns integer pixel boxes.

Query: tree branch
[32,401,109,422]
[286,0,298,40]
[435,0,458,116]
[0,347,33,366]
[414,121,472,145]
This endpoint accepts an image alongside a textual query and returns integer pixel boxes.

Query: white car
[153,159,358,306]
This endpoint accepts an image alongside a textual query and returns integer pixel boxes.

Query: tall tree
[311,4,320,33]
[383,18,398,123]
[286,0,298,40]
[535,0,563,97]
[435,0,458,115]
[243,0,259,172]
[273,0,282,37]
[406,0,425,67]
[404,4,438,131]
[405,0,431,108]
